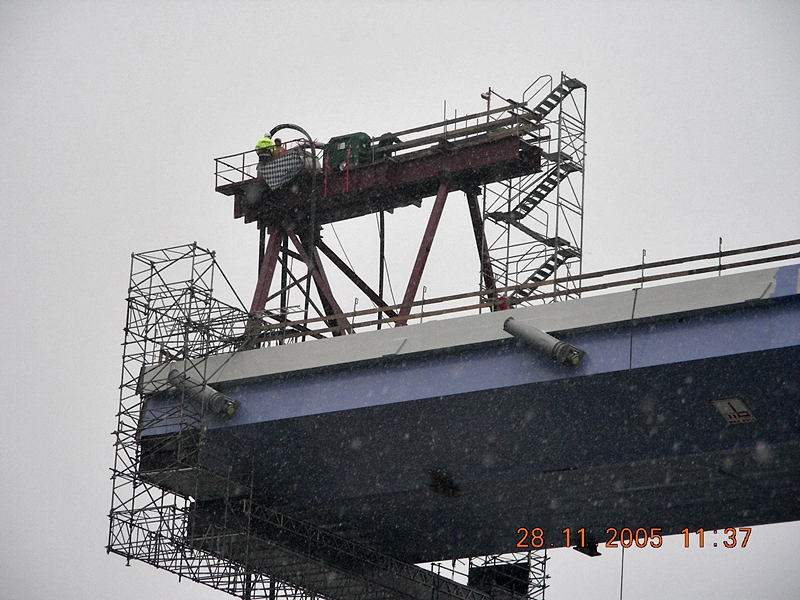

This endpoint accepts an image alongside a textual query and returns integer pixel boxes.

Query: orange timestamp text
[516,526,752,549]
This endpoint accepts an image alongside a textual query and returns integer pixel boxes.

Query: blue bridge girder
[140,264,800,563]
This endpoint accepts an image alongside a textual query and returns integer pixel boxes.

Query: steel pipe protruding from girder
[168,369,240,417]
[503,317,585,367]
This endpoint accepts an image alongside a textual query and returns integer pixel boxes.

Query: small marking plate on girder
[711,397,757,425]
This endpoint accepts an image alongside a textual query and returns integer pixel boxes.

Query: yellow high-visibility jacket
[255,136,275,155]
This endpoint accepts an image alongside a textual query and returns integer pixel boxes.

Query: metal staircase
[491,152,582,221]
[511,246,580,301]
[528,77,585,122]
[482,74,586,304]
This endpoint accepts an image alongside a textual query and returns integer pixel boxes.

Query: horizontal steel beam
[227,134,541,227]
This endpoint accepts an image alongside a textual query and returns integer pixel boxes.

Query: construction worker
[255,134,276,179]
[255,134,276,159]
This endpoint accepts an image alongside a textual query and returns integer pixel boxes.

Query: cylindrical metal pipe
[168,369,240,417]
[503,317,584,367]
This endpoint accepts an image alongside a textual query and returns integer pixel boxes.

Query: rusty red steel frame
[397,180,452,326]
[219,75,588,348]
[242,238,800,344]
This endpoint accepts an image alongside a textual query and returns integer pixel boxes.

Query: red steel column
[287,231,352,335]
[249,229,282,314]
[397,180,451,325]
[465,189,498,303]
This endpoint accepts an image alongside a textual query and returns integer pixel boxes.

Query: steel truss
[109,243,547,600]
[482,73,586,304]
[427,552,549,600]
[213,74,585,347]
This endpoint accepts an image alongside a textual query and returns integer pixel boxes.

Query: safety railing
[214,149,259,187]
[247,237,800,345]
[215,100,542,191]
[214,138,321,189]
[367,101,541,162]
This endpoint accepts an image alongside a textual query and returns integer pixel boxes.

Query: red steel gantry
[214,74,586,346]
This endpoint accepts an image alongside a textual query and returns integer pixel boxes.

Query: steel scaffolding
[107,243,255,594]
[427,552,549,600]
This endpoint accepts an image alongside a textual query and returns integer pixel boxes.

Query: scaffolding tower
[481,73,586,303]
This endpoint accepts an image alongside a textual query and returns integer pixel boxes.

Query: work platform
[140,263,800,563]
[210,76,587,338]
[215,113,545,228]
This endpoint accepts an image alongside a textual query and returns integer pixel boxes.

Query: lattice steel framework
[427,552,549,600]
[482,73,586,304]
[212,74,586,348]
[110,74,589,596]
[107,243,269,596]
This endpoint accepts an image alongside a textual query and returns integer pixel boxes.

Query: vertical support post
[640,249,647,288]
[250,229,282,315]
[258,224,266,274]
[308,148,319,333]
[466,188,498,306]
[242,573,250,600]
[288,231,352,335]
[378,210,385,329]
[397,180,451,325]
[553,73,565,291]
[279,233,289,343]
[577,79,588,296]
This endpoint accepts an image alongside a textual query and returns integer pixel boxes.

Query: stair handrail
[522,74,553,105]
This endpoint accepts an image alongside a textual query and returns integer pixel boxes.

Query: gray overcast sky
[1,1,799,599]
